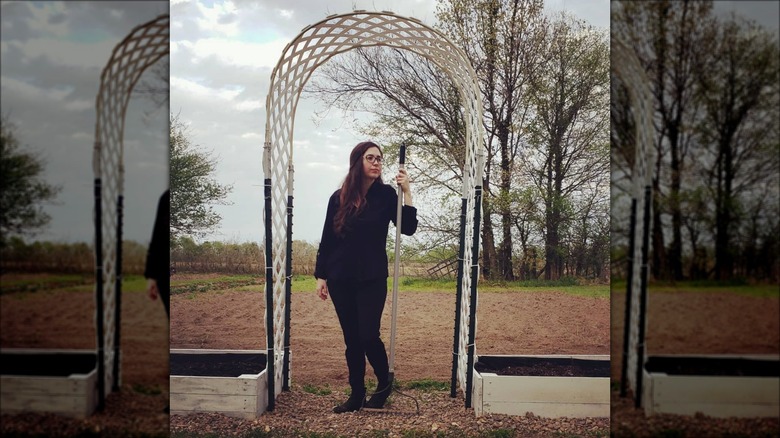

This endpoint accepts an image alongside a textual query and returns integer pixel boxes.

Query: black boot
[333,387,366,413]
[364,375,393,409]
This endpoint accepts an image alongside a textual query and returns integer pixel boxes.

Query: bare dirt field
[610,289,780,437]
[1,274,170,437]
[167,278,612,437]
[2,273,778,437]
[169,282,610,385]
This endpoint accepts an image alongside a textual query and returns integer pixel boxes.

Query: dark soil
[169,352,267,377]
[475,355,611,377]
[644,355,780,377]
[1,352,96,377]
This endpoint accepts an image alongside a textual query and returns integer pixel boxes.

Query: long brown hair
[333,141,383,236]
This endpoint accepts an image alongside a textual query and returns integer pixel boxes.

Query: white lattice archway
[262,10,486,410]
[612,38,655,408]
[92,14,169,410]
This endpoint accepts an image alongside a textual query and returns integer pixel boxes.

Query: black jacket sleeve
[398,205,418,236]
[388,186,418,236]
[144,190,169,280]
[314,192,339,280]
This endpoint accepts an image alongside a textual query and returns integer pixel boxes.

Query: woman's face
[362,146,383,181]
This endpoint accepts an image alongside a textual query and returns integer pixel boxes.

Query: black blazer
[315,180,417,282]
[144,190,169,282]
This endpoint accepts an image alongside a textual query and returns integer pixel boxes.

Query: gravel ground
[610,391,779,438]
[170,384,611,437]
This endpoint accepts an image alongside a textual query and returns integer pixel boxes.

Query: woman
[315,141,418,413]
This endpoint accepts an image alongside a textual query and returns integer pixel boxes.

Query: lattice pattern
[612,39,654,396]
[263,11,485,400]
[92,14,169,398]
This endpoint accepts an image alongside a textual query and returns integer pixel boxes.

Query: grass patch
[402,378,449,392]
[291,275,318,293]
[0,274,89,294]
[652,283,778,298]
[167,274,609,298]
[290,275,608,298]
[0,274,150,295]
[132,383,163,396]
[612,279,780,298]
[612,279,778,298]
[301,383,332,396]
[121,275,148,292]
[171,275,262,295]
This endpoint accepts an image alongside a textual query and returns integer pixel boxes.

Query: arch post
[262,10,486,410]
[612,38,655,407]
[92,14,169,407]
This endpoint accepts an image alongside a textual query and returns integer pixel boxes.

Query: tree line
[306,0,610,282]
[0,237,148,274]
[612,1,779,282]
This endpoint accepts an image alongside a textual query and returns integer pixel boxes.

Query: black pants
[328,278,390,392]
[158,277,170,318]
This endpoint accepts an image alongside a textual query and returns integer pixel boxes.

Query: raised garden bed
[169,349,268,419]
[642,354,780,417]
[472,354,610,418]
[0,348,98,418]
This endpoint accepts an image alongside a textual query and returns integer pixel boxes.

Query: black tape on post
[263,178,275,411]
[451,197,468,398]
[113,195,123,392]
[94,178,105,411]
[635,186,652,408]
[283,195,293,391]
[465,185,482,409]
[620,197,637,398]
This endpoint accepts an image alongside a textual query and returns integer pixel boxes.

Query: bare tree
[523,15,610,280]
[612,0,718,281]
[437,0,549,280]
[696,15,780,280]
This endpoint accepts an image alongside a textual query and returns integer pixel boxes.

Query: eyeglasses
[364,154,383,164]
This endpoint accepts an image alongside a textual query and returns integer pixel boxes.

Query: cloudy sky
[170,0,610,245]
[1,1,168,244]
[3,1,775,247]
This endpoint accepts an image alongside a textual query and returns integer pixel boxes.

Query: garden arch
[262,10,486,410]
[92,14,169,409]
[612,38,654,408]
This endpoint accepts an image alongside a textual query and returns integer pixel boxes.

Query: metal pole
[388,145,407,376]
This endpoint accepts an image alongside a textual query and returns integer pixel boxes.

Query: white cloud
[235,99,263,112]
[305,161,342,172]
[1,75,73,103]
[64,99,93,112]
[24,2,70,39]
[170,76,243,101]
[7,38,113,69]
[109,9,125,20]
[71,132,92,141]
[183,37,287,70]
[241,132,263,140]
[195,0,240,37]
[279,9,294,19]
